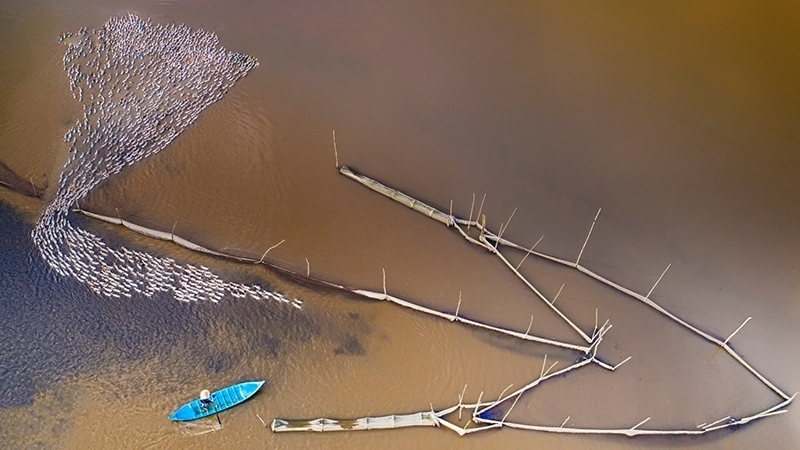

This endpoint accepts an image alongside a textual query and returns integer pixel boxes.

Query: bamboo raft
[271,412,438,432]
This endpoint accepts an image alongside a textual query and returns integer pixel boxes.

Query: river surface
[1,1,799,449]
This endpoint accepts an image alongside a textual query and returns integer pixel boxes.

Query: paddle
[216,412,222,426]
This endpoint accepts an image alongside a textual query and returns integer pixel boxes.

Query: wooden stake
[458,384,467,420]
[612,356,632,371]
[575,208,601,267]
[259,239,286,263]
[645,263,671,300]
[449,200,453,226]
[544,361,559,377]
[630,417,650,430]
[702,416,730,429]
[305,258,310,277]
[525,315,533,336]
[560,416,570,428]
[540,354,547,379]
[467,193,475,231]
[333,130,339,168]
[495,207,517,249]
[501,391,524,424]
[722,317,752,347]
[485,384,514,413]
[515,235,544,270]
[476,194,486,228]
[551,283,565,306]
[453,291,462,321]
[382,268,387,298]
[494,223,505,249]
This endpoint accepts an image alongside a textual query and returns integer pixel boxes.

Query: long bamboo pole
[72,208,589,352]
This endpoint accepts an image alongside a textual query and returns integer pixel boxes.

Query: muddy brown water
[1,1,799,449]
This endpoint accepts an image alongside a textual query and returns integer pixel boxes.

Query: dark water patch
[346,310,371,335]
[0,163,46,198]
[0,200,190,406]
[0,200,316,410]
[205,353,236,374]
[333,334,364,356]
[50,417,71,438]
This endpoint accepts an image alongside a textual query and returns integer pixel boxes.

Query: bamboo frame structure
[67,162,795,440]
[268,165,795,438]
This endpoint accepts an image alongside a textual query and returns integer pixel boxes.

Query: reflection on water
[1,1,799,449]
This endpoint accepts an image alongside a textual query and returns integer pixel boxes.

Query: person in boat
[199,389,214,410]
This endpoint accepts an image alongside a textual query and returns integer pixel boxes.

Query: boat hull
[169,380,265,421]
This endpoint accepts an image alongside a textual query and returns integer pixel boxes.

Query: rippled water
[1,1,799,449]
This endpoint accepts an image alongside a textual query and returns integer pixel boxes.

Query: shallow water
[1,1,799,449]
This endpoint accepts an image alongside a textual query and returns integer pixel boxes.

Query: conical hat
[200,389,211,400]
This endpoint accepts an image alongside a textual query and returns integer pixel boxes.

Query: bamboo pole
[260,239,286,263]
[645,264,671,300]
[458,384,467,419]
[575,208,601,266]
[515,235,544,270]
[333,130,339,168]
[467,193,475,231]
[350,288,590,352]
[495,207,517,249]
[551,283,565,306]
[453,291,462,321]
[722,316,752,347]
[475,194,486,231]
[340,166,453,226]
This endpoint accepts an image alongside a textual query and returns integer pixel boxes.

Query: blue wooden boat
[169,380,265,421]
